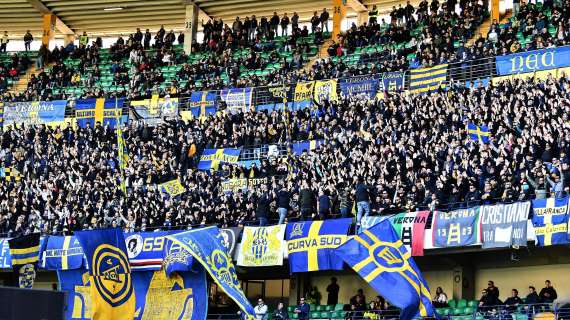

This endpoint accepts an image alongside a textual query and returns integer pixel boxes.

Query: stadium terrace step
[467,10,512,46]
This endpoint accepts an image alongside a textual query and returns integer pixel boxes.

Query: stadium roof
[0,0,401,37]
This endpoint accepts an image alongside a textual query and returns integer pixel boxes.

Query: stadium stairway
[304,39,335,71]
[467,10,512,46]
[9,63,39,94]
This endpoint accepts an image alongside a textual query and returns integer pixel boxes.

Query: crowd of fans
[1,72,570,236]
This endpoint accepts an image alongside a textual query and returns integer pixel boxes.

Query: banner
[220,178,248,193]
[359,216,391,233]
[390,211,429,256]
[125,231,175,271]
[165,227,255,318]
[336,220,436,320]
[467,123,490,144]
[75,228,135,320]
[294,81,314,109]
[409,64,448,94]
[285,218,352,273]
[220,227,243,257]
[131,95,178,125]
[0,102,3,129]
[339,75,379,98]
[255,85,293,111]
[185,91,218,120]
[220,87,254,113]
[495,46,570,75]
[158,179,186,197]
[41,236,84,270]
[531,197,570,246]
[75,98,125,129]
[58,269,207,320]
[0,238,11,268]
[197,148,241,170]
[9,233,41,288]
[3,100,67,127]
[237,225,286,267]
[313,80,338,104]
[380,72,405,92]
[480,202,531,248]
[432,207,481,248]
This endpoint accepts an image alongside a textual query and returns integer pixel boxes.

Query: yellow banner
[294,82,315,102]
[237,225,286,267]
[158,179,186,197]
[314,80,338,104]
[221,178,248,193]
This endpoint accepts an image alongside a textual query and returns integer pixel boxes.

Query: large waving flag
[531,197,570,246]
[467,123,490,144]
[166,227,255,319]
[41,235,84,270]
[409,64,448,94]
[336,219,436,320]
[197,148,241,170]
[75,228,136,320]
[285,218,351,273]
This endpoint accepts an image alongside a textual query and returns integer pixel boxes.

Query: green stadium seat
[310,311,320,319]
[334,304,344,311]
[291,313,299,319]
[448,299,457,308]
[288,306,295,312]
[325,305,333,311]
[512,312,528,320]
[457,299,467,308]
[315,305,324,312]
[436,308,450,316]
[452,307,464,316]
[320,311,330,319]
[463,307,474,315]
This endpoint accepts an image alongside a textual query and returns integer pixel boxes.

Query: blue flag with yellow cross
[285,218,352,273]
[75,228,136,320]
[197,148,241,170]
[531,196,570,246]
[335,219,436,320]
[467,123,490,144]
[41,236,85,270]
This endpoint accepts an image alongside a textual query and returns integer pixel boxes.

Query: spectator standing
[326,277,340,305]
[487,281,500,301]
[23,30,33,52]
[355,177,370,226]
[525,286,540,312]
[255,298,268,320]
[143,29,152,49]
[291,12,300,31]
[299,181,314,220]
[276,184,291,224]
[274,302,289,320]
[250,15,258,41]
[311,12,321,33]
[281,13,290,36]
[294,298,310,320]
[539,280,558,303]
[317,188,330,220]
[339,186,351,218]
[0,31,9,53]
[270,12,280,37]
[478,289,501,311]
[320,9,330,33]
[433,287,448,308]
[79,32,89,46]
[255,186,271,226]
[369,5,378,24]
[36,44,48,69]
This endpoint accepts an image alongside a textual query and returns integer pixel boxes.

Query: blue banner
[220,87,253,113]
[381,72,405,92]
[339,75,379,98]
[291,140,324,156]
[197,148,241,170]
[336,220,436,320]
[124,231,176,271]
[166,227,255,318]
[75,98,126,128]
[163,238,194,277]
[285,218,352,273]
[188,91,218,118]
[531,197,570,246]
[58,269,207,320]
[3,100,67,127]
[432,207,481,247]
[0,238,12,268]
[495,46,570,75]
[41,236,84,270]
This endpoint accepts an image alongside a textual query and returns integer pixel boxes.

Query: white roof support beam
[182,0,212,22]
[347,0,368,12]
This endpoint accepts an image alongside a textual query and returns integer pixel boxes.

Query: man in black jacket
[504,289,523,312]
[270,12,280,37]
[255,185,271,226]
[320,8,329,32]
[23,30,33,52]
[539,280,558,303]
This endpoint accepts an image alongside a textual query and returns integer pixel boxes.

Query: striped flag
[389,211,430,256]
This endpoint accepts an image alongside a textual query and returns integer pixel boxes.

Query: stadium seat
[291,313,299,319]
[288,306,295,312]
[457,299,467,308]
[437,308,451,316]
[310,311,320,319]
[467,300,478,308]
[452,308,464,316]
[334,304,344,311]
[320,311,330,319]
[513,312,529,320]
[463,307,474,315]
[325,305,333,311]
[448,300,457,308]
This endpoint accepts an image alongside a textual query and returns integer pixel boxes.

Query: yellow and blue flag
[285,218,352,273]
[158,178,186,198]
[41,236,84,270]
[467,123,490,144]
[166,226,255,319]
[189,91,218,118]
[197,148,241,171]
[335,219,436,320]
[8,233,41,288]
[409,64,448,94]
[0,102,3,128]
[75,228,136,320]
[291,140,324,156]
[531,196,570,246]
[75,98,125,128]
